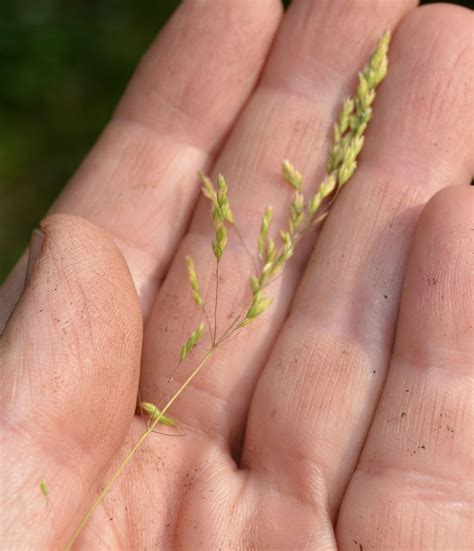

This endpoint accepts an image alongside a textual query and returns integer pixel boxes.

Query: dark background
[0,0,470,281]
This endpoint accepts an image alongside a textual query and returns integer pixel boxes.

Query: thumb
[0,214,143,549]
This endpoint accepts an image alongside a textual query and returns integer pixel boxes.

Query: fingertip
[397,183,473,363]
[415,184,473,240]
[34,213,142,332]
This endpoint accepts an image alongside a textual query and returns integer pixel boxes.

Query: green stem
[64,348,215,550]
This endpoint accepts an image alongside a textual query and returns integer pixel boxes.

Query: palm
[1,2,472,550]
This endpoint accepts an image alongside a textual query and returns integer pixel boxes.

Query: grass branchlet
[199,172,234,262]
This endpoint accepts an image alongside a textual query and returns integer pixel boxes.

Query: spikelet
[139,402,176,427]
[185,256,203,306]
[179,323,205,363]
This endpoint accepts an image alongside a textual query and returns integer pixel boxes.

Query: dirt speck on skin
[411,445,427,456]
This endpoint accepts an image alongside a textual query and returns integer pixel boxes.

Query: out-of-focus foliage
[0,0,469,281]
[0,0,179,280]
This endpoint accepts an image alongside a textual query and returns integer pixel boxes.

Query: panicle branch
[241,31,391,328]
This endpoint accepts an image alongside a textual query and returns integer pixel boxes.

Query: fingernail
[24,227,45,289]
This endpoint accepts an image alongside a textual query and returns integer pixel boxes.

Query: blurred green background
[0,0,469,281]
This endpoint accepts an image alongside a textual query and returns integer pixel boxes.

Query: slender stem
[202,305,213,339]
[167,360,183,384]
[64,349,215,551]
[213,261,220,345]
[216,313,243,344]
[233,223,258,273]
[216,326,243,348]
[169,303,213,383]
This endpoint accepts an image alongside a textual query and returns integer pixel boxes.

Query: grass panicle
[64,32,390,550]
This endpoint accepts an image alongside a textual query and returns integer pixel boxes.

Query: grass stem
[64,348,215,550]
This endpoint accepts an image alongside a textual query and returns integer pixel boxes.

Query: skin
[0,0,473,549]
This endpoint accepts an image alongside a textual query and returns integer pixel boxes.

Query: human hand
[1,1,473,549]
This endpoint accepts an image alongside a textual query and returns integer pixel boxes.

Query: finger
[140,0,416,448]
[0,215,142,548]
[337,185,474,550]
[5,1,282,314]
[242,3,474,515]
